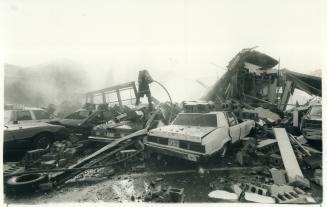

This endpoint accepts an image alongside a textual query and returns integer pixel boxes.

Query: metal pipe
[152,80,174,123]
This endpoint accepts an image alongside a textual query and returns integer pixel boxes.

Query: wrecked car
[145,111,255,162]
[300,104,322,148]
[4,109,69,153]
[58,108,116,139]
[4,107,60,124]
[89,104,167,142]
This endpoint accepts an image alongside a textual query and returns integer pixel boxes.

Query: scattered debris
[3,49,322,203]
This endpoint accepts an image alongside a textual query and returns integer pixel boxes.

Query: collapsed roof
[281,69,321,97]
[201,48,321,112]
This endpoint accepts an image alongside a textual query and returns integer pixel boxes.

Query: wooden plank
[273,128,303,182]
[278,81,293,111]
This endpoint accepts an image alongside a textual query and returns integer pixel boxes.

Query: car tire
[6,173,49,194]
[33,133,52,151]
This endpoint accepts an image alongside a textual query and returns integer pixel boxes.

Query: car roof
[5,107,46,111]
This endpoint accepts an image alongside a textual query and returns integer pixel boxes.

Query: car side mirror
[13,120,18,124]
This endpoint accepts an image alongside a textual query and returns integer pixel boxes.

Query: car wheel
[33,133,52,150]
[6,173,49,194]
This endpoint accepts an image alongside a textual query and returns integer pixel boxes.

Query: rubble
[311,169,322,186]
[3,49,323,204]
[269,168,287,185]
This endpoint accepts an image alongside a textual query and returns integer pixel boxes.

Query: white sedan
[145,111,255,162]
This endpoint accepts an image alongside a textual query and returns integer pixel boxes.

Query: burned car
[4,109,69,153]
[300,104,322,148]
[145,111,255,162]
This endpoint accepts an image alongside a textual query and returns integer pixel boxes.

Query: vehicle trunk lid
[148,125,216,143]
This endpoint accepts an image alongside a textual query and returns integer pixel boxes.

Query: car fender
[202,127,231,155]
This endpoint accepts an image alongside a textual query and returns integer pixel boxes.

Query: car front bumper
[145,142,207,162]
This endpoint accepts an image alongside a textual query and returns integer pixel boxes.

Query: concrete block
[273,192,310,204]
[269,168,287,185]
[243,183,268,196]
[267,184,295,196]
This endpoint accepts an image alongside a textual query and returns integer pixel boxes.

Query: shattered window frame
[16,110,33,121]
[33,110,50,120]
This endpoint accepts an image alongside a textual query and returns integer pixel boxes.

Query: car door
[225,112,241,143]
[12,110,37,141]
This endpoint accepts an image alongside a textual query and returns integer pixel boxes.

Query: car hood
[148,125,216,143]
[59,119,85,127]
[6,121,64,130]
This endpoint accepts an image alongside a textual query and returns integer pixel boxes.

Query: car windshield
[309,106,322,117]
[33,110,50,119]
[172,114,217,127]
[65,110,92,120]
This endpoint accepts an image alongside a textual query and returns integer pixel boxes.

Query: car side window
[226,112,237,126]
[33,110,50,120]
[16,110,33,121]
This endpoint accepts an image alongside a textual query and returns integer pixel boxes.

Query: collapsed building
[202,48,321,113]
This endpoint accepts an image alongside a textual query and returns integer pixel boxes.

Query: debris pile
[3,48,322,204]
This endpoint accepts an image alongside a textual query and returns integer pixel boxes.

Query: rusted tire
[6,173,49,194]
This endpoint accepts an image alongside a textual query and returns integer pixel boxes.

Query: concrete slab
[208,190,238,200]
[273,128,309,187]
[244,192,275,203]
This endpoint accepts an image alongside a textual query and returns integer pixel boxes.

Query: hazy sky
[1,0,324,102]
